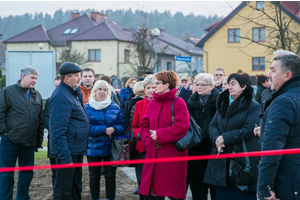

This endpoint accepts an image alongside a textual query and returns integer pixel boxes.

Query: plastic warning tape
[0,148,300,172]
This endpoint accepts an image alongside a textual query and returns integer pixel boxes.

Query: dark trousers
[135,151,149,200]
[0,135,35,200]
[49,158,56,187]
[53,155,83,200]
[87,155,116,200]
[188,149,216,200]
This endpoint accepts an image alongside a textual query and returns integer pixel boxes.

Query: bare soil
[13,157,139,200]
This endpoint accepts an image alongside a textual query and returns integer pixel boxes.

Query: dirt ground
[13,157,139,200]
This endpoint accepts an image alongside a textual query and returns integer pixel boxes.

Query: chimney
[91,12,101,23]
[71,13,80,20]
[139,28,150,38]
[99,14,108,19]
[159,28,165,34]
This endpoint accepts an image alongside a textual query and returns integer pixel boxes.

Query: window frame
[167,61,172,70]
[124,49,130,62]
[228,28,241,43]
[88,49,101,62]
[252,57,265,71]
[253,27,266,42]
[256,1,264,10]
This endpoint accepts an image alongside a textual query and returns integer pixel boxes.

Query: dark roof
[183,37,201,45]
[196,1,300,48]
[157,32,202,55]
[47,14,96,46]
[4,24,50,43]
[70,20,133,42]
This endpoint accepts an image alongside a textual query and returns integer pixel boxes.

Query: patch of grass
[42,139,48,147]
[35,151,47,162]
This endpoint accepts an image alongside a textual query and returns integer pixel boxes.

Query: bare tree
[125,11,168,77]
[225,1,300,55]
[58,46,90,67]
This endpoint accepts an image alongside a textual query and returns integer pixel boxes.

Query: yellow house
[196,1,300,82]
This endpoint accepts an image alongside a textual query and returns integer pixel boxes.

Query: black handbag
[171,97,204,151]
[228,133,252,192]
[111,136,129,167]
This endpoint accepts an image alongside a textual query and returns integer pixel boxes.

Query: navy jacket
[49,82,90,164]
[85,102,126,157]
[257,76,300,200]
[120,86,133,113]
[178,86,192,105]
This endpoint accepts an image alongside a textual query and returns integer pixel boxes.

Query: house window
[167,62,172,70]
[253,27,265,42]
[228,29,240,43]
[63,28,79,35]
[124,50,129,62]
[256,1,264,9]
[252,57,265,70]
[157,61,161,72]
[89,49,101,62]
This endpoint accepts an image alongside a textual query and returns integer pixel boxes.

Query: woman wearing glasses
[187,73,220,200]
[204,73,260,200]
[138,70,189,200]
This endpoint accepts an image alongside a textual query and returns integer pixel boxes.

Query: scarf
[89,95,111,110]
[199,92,211,104]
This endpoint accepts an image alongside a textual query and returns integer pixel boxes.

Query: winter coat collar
[217,86,253,119]
[125,86,133,94]
[271,75,300,98]
[188,87,219,109]
[264,76,300,111]
[61,81,79,97]
[16,80,37,98]
[152,88,177,102]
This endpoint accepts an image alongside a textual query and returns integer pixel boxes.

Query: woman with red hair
[138,70,190,200]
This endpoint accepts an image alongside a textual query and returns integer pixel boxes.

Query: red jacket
[139,89,189,199]
[130,96,150,153]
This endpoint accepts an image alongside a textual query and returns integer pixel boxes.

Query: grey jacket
[0,81,44,146]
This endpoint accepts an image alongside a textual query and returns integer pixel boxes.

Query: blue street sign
[175,56,192,62]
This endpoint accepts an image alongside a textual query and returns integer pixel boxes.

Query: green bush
[0,75,5,89]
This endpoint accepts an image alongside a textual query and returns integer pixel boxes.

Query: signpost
[175,56,192,62]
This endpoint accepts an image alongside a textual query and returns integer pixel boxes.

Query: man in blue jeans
[0,66,44,200]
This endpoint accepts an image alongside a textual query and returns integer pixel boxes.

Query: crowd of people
[0,50,300,200]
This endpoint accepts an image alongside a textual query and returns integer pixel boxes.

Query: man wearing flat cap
[49,62,89,200]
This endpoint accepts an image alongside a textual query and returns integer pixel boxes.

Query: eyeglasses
[196,83,210,87]
[214,74,224,77]
[155,81,164,85]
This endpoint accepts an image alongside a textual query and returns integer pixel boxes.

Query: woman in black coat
[203,73,260,200]
[187,73,219,200]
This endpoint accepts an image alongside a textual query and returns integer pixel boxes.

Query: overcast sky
[0,1,242,18]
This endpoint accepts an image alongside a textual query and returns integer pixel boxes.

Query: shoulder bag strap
[241,132,250,169]
[171,97,178,126]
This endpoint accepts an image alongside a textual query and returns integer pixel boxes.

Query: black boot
[150,195,164,200]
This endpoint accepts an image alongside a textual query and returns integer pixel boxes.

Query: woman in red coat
[131,75,156,199]
[139,70,190,200]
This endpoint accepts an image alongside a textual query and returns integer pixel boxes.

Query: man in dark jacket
[176,74,192,104]
[255,74,269,104]
[42,74,61,187]
[0,66,44,199]
[50,62,90,200]
[258,54,300,200]
[214,68,225,92]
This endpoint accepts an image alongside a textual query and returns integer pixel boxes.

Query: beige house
[4,12,203,86]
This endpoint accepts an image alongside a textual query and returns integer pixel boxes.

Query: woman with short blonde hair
[85,80,126,200]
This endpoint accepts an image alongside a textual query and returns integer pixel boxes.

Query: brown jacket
[79,85,92,104]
